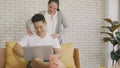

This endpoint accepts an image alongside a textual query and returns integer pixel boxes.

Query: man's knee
[31,58,43,68]
[32,58,43,63]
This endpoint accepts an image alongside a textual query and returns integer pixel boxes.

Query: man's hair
[31,14,46,24]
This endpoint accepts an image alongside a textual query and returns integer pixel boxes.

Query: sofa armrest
[0,48,6,68]
[74,48,80,68]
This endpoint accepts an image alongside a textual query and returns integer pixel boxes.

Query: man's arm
[13,43,24,58]
[53,48,62,59]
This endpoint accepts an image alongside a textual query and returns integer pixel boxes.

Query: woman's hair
[31,14,46,24]
[48,0,60,11]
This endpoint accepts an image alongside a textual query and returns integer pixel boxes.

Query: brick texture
[0,0,105,68]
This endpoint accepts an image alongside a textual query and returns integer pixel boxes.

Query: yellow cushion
[5,42,26,68]
[60,43,76,68]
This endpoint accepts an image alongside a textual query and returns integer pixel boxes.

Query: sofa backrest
[0,48,6,68]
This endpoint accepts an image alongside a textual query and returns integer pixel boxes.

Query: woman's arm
[26,19,33,35]
[26,19,32,30]
[59,12,69,35]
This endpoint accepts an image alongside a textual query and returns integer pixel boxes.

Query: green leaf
[115,32,120,43]
[110,40,118,46]
[104,18,112,23]
[101,32,113,38]
[111,50,117,60]
[111,21,119,25]
[103,37,111,42]
[115,32,120,39]
[101,26,110,28]
[111,24,120,32]
[101,26,112,32]
[115,37,120,43]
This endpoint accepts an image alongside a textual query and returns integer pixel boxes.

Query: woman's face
[48,2,58,15]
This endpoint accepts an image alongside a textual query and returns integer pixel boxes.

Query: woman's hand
[27,29,33,36]
[51,34,60,39]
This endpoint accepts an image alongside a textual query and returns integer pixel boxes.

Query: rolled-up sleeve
[26,19,32,30]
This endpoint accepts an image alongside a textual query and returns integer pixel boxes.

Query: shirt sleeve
[53,38,61,48]
[26,19,32,30]
[18,35,29,47]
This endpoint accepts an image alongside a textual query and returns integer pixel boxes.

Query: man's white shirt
[18,34,61,48]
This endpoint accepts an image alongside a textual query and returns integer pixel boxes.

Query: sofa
[0,42,80,68]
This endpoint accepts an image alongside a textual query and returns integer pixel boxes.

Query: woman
[26,0,68,43]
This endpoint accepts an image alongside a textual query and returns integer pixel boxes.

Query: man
[13,14,66,68]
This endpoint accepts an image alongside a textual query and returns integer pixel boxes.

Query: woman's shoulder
[57,11,64,17]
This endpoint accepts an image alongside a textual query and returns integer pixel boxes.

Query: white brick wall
[0,0,105,68]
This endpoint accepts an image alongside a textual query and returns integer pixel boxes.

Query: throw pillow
[60,43,76,68]
[5,41,26,68]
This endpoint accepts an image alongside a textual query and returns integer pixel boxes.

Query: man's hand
[13,43,24,58]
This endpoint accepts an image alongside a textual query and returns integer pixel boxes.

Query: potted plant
[101,18,120,67]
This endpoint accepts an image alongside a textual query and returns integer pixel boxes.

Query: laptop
[23,46,53,61]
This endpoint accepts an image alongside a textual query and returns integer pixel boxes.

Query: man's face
[33,21,46,35]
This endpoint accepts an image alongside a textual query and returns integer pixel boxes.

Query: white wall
[105,0,119,68]
[107,0,119,20]
[0,0,105,68]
